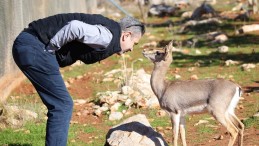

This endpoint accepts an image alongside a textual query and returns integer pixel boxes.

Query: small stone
[165,126,172,130]
[156,126,163,131]
[237,105,244,110]
[109,112,123,121]
[188,67,195,72]
[125,99,133,107]
[190,74,198,80]
[194,120,209,126]
[253,112,259,117]
[76,112,81,116]
[64,81,70,88]
[76,75,83,80]
[121,86,134,95]
[174,68,180,73]
[195,49,202,54]
[225,60,239,66]
[213,135,224,140]
[70,139,76,143]
[67,78,75,84]
[241,63,256,71]
[70,121,78,124]
[110,103,121,112]
[94,109,102,117]
[218,46,228,53]
[74,99,87,105]
[100,106,109,112]
[156,110,167,117]
[174,74,181,79]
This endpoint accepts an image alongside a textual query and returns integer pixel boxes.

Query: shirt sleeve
[49,20,113,50]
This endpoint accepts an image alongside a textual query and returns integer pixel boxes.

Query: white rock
[214,34,228,43]
[109,112,123,121]
[147,96,160,108]
[92,105,100,109]
[135,97,147,107]
[188,67,195,72]
[225,60,239,66]
[190,74,198,80]
[125,99,133,107]
[174,74,181,79]
[100,106,109,112]
[253,112,259,117]
[23,109,38,120]
[64,81,70,88]
[102,77,114,82]
[76,75,83,80]
[110,103,122,112]
[218,46,229,53]
[94,109,102,117]
[194,120,209,126]
[73,99,87,105]
[236,24,259,34]
[121,86,134,95]
[195,49,202,54]
[117,95,128,102]
[241,63,256,71]
[106,114,168,146]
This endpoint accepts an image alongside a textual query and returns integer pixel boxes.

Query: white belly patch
[183,104,208,115]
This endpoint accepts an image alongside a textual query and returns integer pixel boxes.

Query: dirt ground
[13,57,259,146]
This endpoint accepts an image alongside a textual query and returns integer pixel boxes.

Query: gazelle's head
[142,41,174,64]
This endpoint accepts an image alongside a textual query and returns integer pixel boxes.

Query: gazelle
[142,41,244,146]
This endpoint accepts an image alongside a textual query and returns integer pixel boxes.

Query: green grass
[0,122,45,146]
[83,125,97,133]
[144,109,171,127]
[197,125,215,134]
[243,117,259,128]
[0,122,106,146]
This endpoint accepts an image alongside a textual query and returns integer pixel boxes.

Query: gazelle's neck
[151,60,171,99]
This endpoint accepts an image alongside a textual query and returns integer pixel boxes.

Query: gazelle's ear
[162,41,172,61]
[168,40,174,53]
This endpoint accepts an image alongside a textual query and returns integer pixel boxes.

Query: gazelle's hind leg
[227,87,244,146]
[224,112,239,146]
[228,112,244,146]
[211,111,239,146]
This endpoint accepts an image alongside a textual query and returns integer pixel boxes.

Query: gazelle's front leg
[171,112,181,146]
[180,116,187,146]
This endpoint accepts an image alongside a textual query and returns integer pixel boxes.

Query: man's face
[118,32,142,55]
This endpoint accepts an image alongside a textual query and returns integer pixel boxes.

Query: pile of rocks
[93,69,160,121]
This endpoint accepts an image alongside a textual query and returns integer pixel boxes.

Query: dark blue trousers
[12,31,73,146]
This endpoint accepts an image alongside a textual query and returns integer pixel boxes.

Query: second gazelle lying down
[142,41,244,146]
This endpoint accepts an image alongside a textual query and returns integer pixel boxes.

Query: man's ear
[122,32,131,40]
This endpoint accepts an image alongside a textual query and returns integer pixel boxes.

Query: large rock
[0,105,38,128]
[105,114,168,146]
